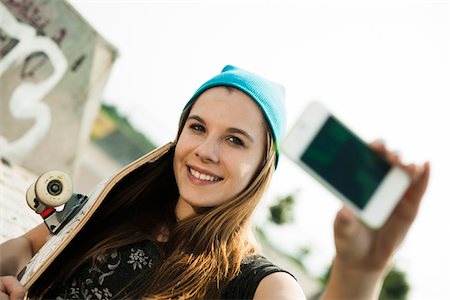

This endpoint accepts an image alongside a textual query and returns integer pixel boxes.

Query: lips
[187,166,223,182]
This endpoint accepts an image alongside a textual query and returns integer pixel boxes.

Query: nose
[194,136,220,164]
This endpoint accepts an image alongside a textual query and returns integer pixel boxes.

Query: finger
[370,140,388,155]
[0,292,10,300]
[387,151,402,165]
[405,163,416,177]
[1,276,25,300]
[334,207,359,240]
[369,141,404,166]
[382,162,430,235]
[405,162,431,206]
[371,139,386,147]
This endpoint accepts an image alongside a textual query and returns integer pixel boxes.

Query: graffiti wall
[0,0,117,178]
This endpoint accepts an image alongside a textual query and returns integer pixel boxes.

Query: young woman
[0,65,430,299]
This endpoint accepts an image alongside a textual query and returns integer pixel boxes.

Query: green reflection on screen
[300,116,391,209]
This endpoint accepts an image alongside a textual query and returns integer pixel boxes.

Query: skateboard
[18,142,174,293]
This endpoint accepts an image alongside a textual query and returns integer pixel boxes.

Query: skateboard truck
[26,171,88,234]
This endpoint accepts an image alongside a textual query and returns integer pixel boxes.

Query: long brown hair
[32,88,277,299]
[142,100,277,298]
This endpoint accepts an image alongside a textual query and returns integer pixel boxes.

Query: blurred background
[1,0,448,299]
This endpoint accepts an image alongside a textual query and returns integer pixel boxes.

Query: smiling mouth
[188,167,223,182]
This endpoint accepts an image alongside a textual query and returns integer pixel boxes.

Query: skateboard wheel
[26,182,39,211]
[35,171,73,207]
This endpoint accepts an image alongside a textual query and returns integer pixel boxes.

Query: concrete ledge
[0,157,41,243]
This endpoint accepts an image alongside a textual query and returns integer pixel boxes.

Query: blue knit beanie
[183,65,287,167]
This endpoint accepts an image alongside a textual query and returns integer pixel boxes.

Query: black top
[45,240,294,299]
[222,254,295,299]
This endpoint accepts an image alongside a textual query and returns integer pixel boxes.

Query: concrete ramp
[0,0,117,179]
[0,157,40,242]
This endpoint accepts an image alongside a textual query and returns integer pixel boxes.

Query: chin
[182,192,221,209]
[185,197,216,209]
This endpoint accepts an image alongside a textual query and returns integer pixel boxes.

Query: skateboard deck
[19,142,174,293]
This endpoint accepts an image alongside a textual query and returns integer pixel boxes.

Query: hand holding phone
[282,102,411,228]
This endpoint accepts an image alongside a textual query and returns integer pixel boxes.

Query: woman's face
[174,87,266,219]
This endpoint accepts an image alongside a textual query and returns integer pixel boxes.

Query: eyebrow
[187,115,255,143]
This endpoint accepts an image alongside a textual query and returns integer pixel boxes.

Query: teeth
[189,168,219,182]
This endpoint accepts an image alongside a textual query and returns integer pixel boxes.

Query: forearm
[0,223,50,276]
[320,259,387,300]
[0,237,33,276]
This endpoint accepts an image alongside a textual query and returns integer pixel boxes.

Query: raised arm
[321,142,430,299]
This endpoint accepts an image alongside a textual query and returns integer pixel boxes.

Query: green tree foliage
[269,194,296,225]
[379,267,409,300]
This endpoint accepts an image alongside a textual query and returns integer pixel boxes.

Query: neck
[175,196,197,221]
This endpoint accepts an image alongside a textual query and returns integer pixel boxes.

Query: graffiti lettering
[0,28,6,40]
[0,2,68,163]
[0,28,19,57]
[4,0,50,31]
[20,50,48,78]
[51,28,66,46]
[71,54,85,72]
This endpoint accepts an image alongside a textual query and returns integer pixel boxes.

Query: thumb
[0,276,25,300]
[334,207,359,241]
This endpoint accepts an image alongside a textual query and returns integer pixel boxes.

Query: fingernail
[374,138,386,145]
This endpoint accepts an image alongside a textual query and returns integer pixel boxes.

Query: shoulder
[222,255,305,299]
[254,272,306,300]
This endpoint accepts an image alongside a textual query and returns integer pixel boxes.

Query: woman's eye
[189,123,205,132]
[227,136,244,147]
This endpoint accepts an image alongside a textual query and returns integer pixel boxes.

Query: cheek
[175,130,191,158]
[238,162,254,178]
[174,134,189,170]
[234,158,260,187]
[242,145,265,183]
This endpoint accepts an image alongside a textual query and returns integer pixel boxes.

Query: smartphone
[282,102,411,228]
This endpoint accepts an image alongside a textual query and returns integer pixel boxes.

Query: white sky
[69,0,449,298]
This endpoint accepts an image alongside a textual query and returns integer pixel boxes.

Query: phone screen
[300,116,391,209]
